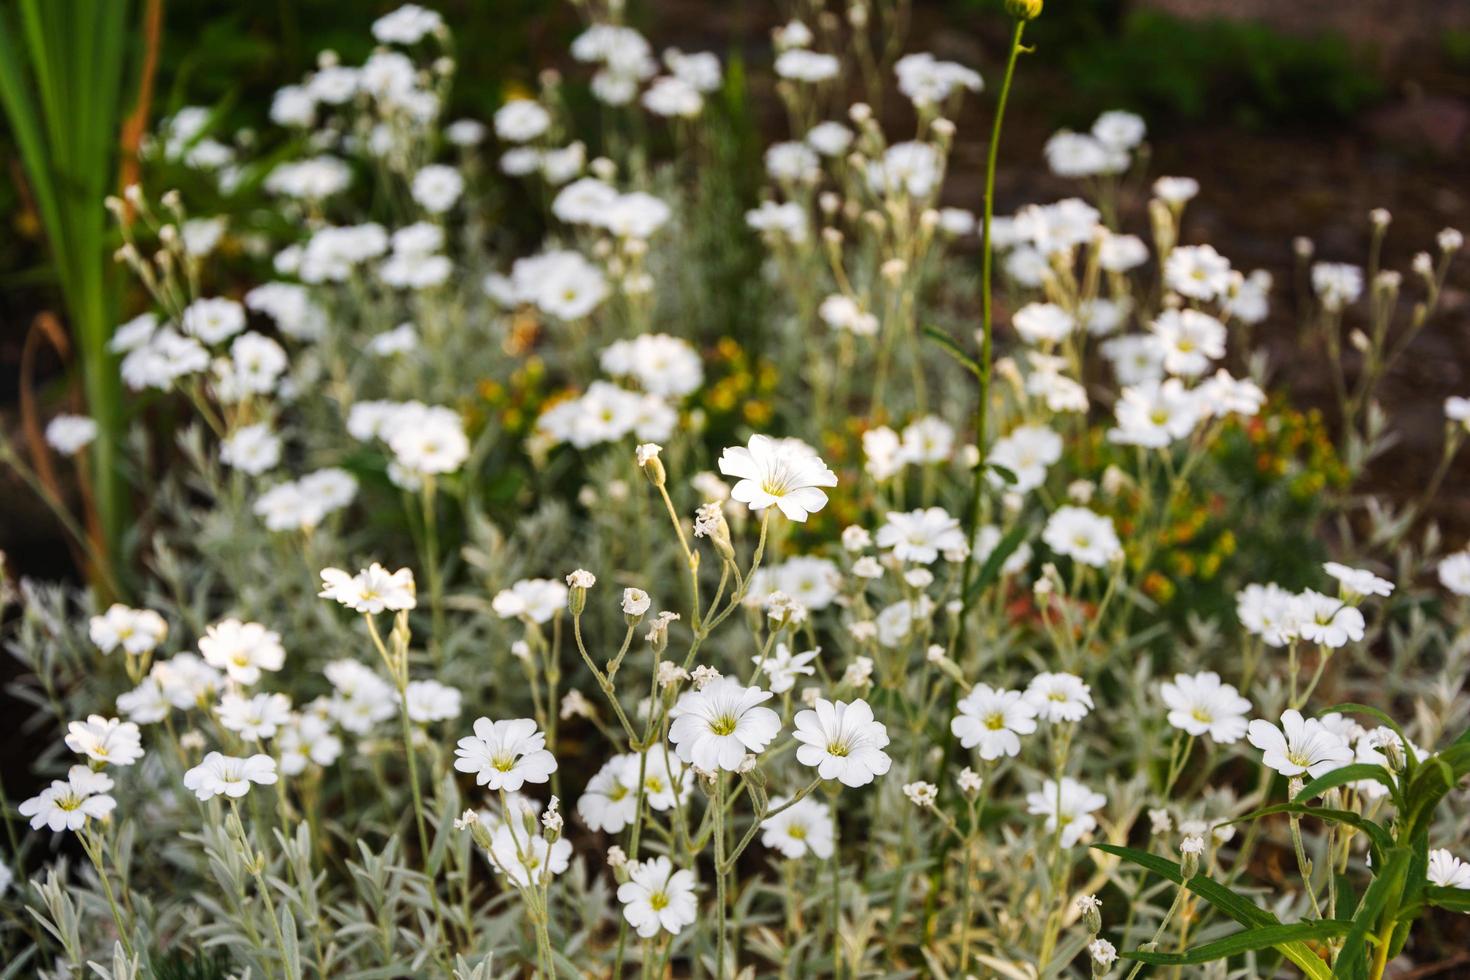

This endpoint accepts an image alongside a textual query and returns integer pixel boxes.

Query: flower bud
[1007,0,1042,19]
[636,443,666,487]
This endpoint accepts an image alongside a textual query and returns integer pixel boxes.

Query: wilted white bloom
[1027,777,1106,847]
[792,698,892,787]
[903,781,938,808]
[183,752,278,800]
[453,718,558,791]
[1247,709,1354,779]
[1088,938,1118,968]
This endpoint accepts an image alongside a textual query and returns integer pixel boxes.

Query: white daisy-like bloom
[403,680,462,724]
[152,653,223,710]
[216,691,292,741]
[198,618,286,685]
[1323,562,1394,600]
[754,642,820,694]
[1153,175,1200,204]
[1026,673,1094,724]
[1042,506,1122,568]
[600,333,703,398]
[372,3,443,44]
[774,49,839,83]
[1164,245,1232,302]
[183,752,278,801]
[893,51,982,106]
[1292,589,1365,649]
[19,766,116,831]
[753,556,842,611]
[1311,262,1363,312]
[765,140,820,183]
[1246,709,1354,779]
[1160,672,1252,743]
[89,604,168,656]
[484,822,573,889]
[987,425,1062,493]
[806,120,853,157]
[494,99,551,142]
[446,118,487,146]
[1044,130,1123,178]
[453,718,558,791]
[1092,109,1146,150]
[900,415,955,465]
[491,578,569,624]
[718,434,837,523]
[64,715,144,767]
[277,713,342,775]
[1098,232,1149,273]
[951,684,1037,760]
[668,677,781,772]
[818,294,879,336]
[318,563,417,614]
[1108,378,1204,448]
[792,697,892,787]
[386,405,469,475]
[578,754,641,833]
[868,141,942,199]
[745,199,808,243]
[1012,302,1077,346]
[220,423,282,475]
[1235,582,1303,646]
[116,677,168,724]
[1438,552,1470,596]
[323,660,396,735]
[876,508,966,565]
[1197,369,1266,418]
[754,797,834,865]
[368,322,418,356]
[181,296,247,345]
[1428,849,1470,889]
[618,856,699,938]
[45,414,98,455]
[1150,308,1226,378]
[1027,777,1107,847]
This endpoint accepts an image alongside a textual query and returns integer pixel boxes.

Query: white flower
[89,604,168,656]
[818,294,879,336]
[792,698,892,787]
[1323,562,1393,599]
[1027,777,1106,847]
[454,718,558,791]
[199,618,286,685]
[220,424,281,475]
[409,164,464,214]
[1026,673,1094,724]
[492,578,569,624]
[745,200,807,242]
[484,822,572,888]
[319,563,417,614]
[894,52,982,106]
[868,142,941,199]
[903,781,938,808]
[183,752,278,800]
[578,755,641,833]
[1044,131,1124,178]
[1440,552,1470,596]
[181,297,247,344]
[217,692,292,741]
[1153,176,1200,204]
[1150,308,1226,377]
[875,508,965,565]
[1293,589,1365,648]
[1164,245,1232,302]
[152,653,223,710]
[19,766,116,831]
[900,415,955,464]
[1312,262,1363,311]
[618,856,698,938]
[765,140,820,183]
[1042,507,1122,568]
[1108,378,1203,448]
[369,322,418,356]
[806,121,853,156]
[116,678,168,724]
[404,680,462,724]
[1088,938,1118,967]
[1160,672,1252,743]
[668,677,781,772]
[65,715,144,766]
[495,99,551,142]
[277,713,341,775]
[372,4,443,44]
[1247,709,1354,779]
[1013,303,1076,346]
[987,425,1062,493]
[622,588,652,617]
[45,414,98,454]
[754,642,820,694]
[387,406,468,475]
[719,434,837,522]
[600,334,703,398]
[324,660,396,734]
[774,49,839,82]
[761,795,834,859]
[1093,109,1145,150]
[1428,849,1470,889]
[952,684,1037,760]
[1099,233,1149,272]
